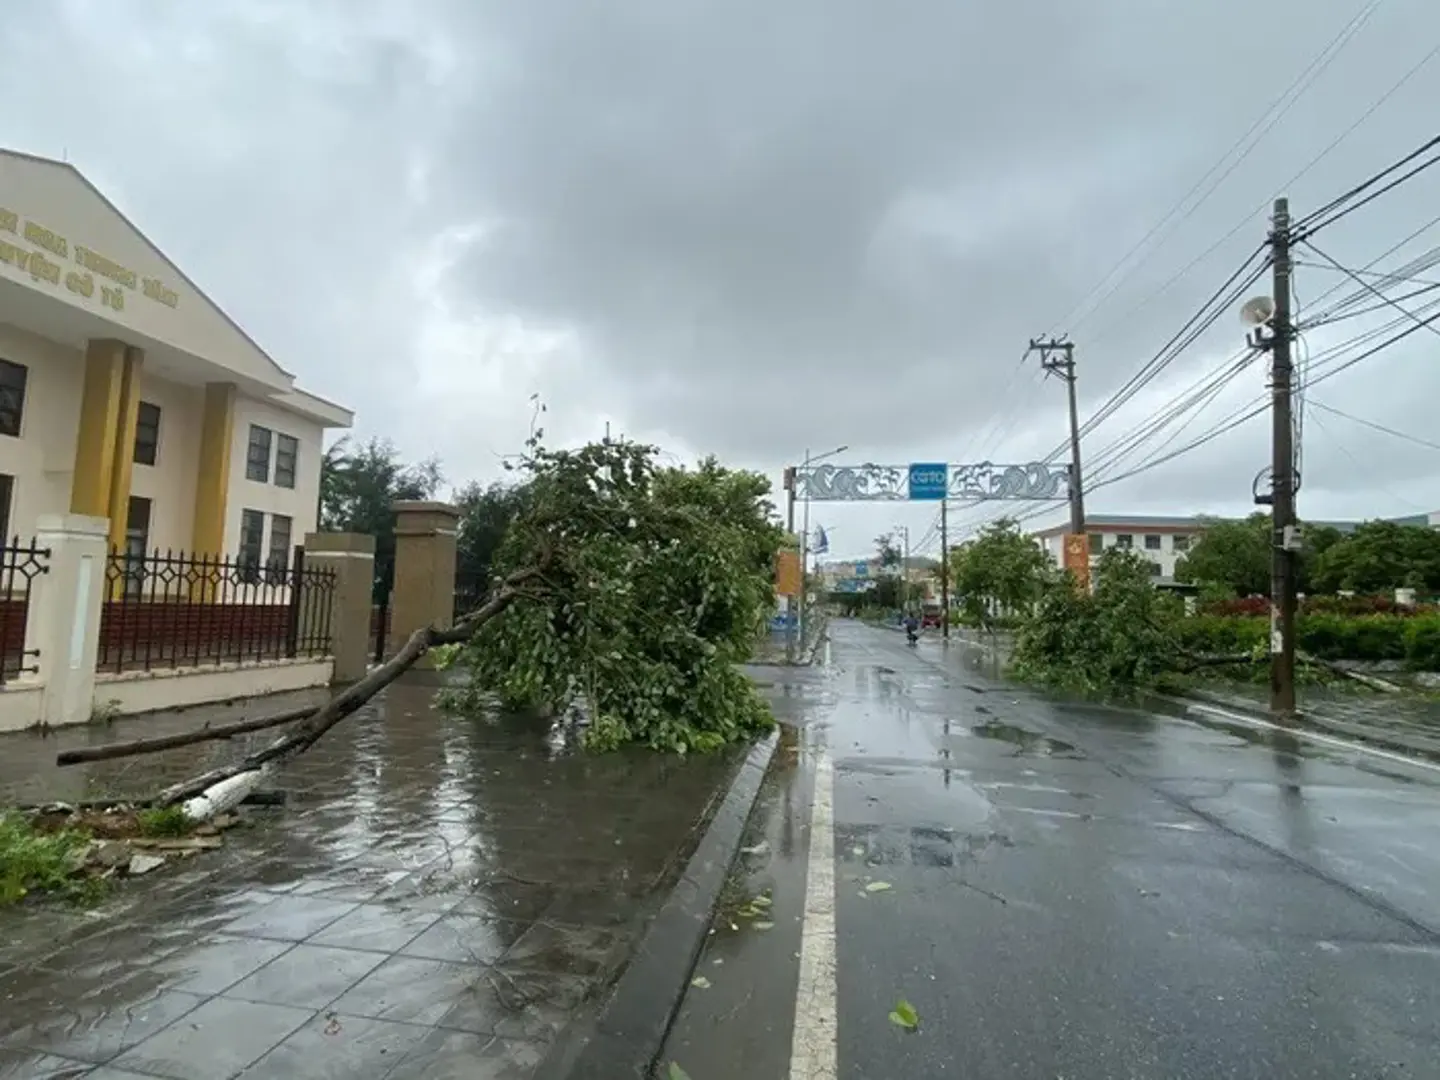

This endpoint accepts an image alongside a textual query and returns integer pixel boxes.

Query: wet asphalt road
[663,620,1440,1079]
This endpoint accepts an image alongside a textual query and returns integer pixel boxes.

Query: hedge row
[1177,613,1440,670]
[1202,595,1437,617]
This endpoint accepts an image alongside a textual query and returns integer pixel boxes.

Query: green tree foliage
[1311,520,1440,594]
[319,437,443,565]
[948,518,1052,629]
[1173,514,1269,597]
[1174,515,1428,597]
[454,480,531,585]
[445,438,784,754]
[1010,549,1185,691]
[875,534,901,570]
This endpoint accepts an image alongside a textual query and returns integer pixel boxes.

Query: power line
[1298,279,1440,328]
[1298,134,1440,236]
[1309,399,1440,453]
[1299,238,1440,338]
[1079,35,1440,352]
[1307,409,1431,512]
[1049,248,1269,461]
[1302,304,1440,389]
[1047,0,1383,338]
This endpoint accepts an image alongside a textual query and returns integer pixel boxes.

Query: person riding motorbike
[903,611,920,645]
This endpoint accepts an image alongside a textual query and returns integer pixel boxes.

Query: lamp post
[796,445,848,657]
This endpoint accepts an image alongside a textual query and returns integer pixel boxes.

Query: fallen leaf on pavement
[668,1063,692,1080]
[889,999,920,1031]
[690,975,711,989]
[865,881,893,893]
[753,920,775,931]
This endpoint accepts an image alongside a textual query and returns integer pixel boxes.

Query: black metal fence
[0,538,50,683]
[97,546,337,673]
[454,570,486,622]
[372,551,394,663]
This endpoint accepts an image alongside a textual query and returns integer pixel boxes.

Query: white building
[1031,515,1200,583]
[0,148,351,566]
[1031,510,1440,585]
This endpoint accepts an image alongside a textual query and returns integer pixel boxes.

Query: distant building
[1029,510,1440,585]
[1031,515,1199,584]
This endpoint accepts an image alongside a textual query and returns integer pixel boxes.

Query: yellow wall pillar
[70,340,129,520]
[104,346,144,555]
[191,382,236,559]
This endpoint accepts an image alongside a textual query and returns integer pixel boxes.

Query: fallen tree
[59,433,785,807]
[1009,549,1404,696]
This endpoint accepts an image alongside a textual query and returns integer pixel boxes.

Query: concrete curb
[532,730,782,1080]
[1176,688,1440,764]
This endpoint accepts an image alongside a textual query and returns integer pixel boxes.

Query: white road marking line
[1185,703,1440,776]
[789,753,838,1080]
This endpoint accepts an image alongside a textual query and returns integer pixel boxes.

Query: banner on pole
[775,549,802,597]
[1063,533,1091,593]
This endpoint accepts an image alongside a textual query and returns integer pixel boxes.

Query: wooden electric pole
[1030,338,1086,536]
[1268,197,1298,718]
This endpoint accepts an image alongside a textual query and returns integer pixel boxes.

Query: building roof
[0,147,350,429]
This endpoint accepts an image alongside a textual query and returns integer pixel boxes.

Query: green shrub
[1298,614,1406,662]
[1404,616,1440,671]
[0,813,95,906]
[1175,615,1267,657]
[1177,612,1433,666]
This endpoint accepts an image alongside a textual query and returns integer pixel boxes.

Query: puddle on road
[971,721,1081,758]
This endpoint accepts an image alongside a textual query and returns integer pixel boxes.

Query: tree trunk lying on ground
[54,565,544,808]
[56,705,320,766]
[1177,649,1402,692]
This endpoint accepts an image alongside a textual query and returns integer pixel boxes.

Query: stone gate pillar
[388,501,460,664]
[302,531,375,682]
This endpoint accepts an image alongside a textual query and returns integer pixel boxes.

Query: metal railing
[98,547,337,673]
[0,538,50,683]
[454,570,486,622]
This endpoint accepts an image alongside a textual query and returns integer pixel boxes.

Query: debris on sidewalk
[0,802,251,905]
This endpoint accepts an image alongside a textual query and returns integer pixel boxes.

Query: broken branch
[56,706,318,766]
[148,566,541,808]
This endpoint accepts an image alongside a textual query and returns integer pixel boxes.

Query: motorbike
[905,626,919,646]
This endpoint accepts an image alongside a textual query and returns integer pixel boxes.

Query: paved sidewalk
[1189,681,1440,757]
[0,676,747,1079]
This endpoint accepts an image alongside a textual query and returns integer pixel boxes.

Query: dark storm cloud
[4,0,1440,535]
[431,0,1440,471]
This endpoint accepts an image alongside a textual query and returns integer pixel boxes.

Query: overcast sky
[5,0,1440,559]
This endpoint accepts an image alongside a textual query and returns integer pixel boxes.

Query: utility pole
[939,501,950,641]
[799,450,812,655]
[1268,197,1298,719]
[1030,338,1086,536]
[896,525,910,606]
[784,466,797,535]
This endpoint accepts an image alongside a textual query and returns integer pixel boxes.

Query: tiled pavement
[0,676,746,1078]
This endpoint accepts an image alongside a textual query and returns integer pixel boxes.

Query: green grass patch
[136,806,191,838]
[0,812,103,906]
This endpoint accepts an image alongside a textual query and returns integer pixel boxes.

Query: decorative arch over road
[794,461,1071,502]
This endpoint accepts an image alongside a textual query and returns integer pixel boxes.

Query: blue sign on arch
[907,463,948,500]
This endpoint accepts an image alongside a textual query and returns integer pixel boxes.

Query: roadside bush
[1174,615,1267,657]
[1404,617,1440,671]
[1302,614,1407,662]
[1176,612,1440,669]
[1202,594,1437,618]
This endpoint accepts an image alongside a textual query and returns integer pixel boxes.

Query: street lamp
[797,445,848,655]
